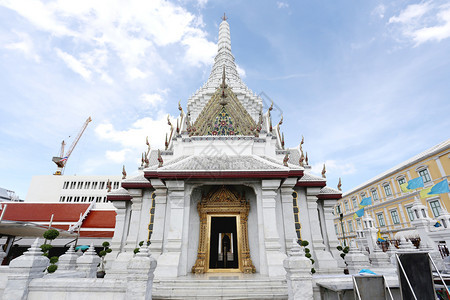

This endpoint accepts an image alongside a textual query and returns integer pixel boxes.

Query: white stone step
[152,274,288,299]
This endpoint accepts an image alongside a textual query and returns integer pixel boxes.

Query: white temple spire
[186,14,263,123]
[218,14,231,53]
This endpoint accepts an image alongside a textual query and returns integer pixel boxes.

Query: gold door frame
[192,186,255,274]
[206,214,241,273]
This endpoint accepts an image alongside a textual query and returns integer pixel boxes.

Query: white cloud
[140,93,164,108]
[1,0,216,81]
[106,149,131,163]
[372,4,386,19]
[389,2,450,45]
[55,48,92,80]
[311,160,357,177]
[128,67,148,80]
[95,113,176,151]
[389,3,431,24]
[413,7,450,43]
[182,35,216,67]
[277,2,289,9]
[4,32,40,62]
[236,64,246,78]
[196,0,208,8]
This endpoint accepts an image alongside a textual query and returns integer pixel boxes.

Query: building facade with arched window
[334,139,450,245]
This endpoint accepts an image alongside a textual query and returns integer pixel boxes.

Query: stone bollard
[344,240,370,274]
[396,237,415,252]
[283,240,313,300]
[57,245,78,272]
[369,243,393,268]
[76,243,101,278]
[105,251,134,279]
[3,238,49,300]
[126,245,157,300]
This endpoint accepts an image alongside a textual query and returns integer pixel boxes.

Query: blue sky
[0,0,449,199]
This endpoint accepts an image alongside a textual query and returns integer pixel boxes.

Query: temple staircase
[152,274,288,299]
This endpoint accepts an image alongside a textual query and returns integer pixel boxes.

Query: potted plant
[97,241,112,278]
[134,240,145,254]
[337,245,349,274]
[299,240,316,274]
[40,229,60,273]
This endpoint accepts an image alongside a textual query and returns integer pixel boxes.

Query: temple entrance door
[192,186,255,274]
[208,216,239,270]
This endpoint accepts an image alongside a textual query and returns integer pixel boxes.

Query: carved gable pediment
[201,186,243,204]
[191,87,258,137]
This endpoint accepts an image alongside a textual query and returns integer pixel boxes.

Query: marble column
[305,187,338,273]
[109,200,130,254]
[124,189,143,252]
[261,179,287,277]
[280,178,297,253]
[154,180,185,278]
[149,179,168,257]
[322,199,343,265]
[106,198,133,278]
[137,189,153,245]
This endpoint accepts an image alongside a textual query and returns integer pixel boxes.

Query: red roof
[2,203,90,222]
[83,211,116,228]
[0,203,116,238]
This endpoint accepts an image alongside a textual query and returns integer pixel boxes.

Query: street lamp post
[339,213,347,247]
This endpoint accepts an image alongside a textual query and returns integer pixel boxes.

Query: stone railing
[0,239,157,300]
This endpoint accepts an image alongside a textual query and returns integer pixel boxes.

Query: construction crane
[52,117,92,175]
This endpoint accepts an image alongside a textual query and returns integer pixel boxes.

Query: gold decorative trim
[192,186,256,274]
[147,192,156,243]
[292,191,302,241]
[190,87,258,136]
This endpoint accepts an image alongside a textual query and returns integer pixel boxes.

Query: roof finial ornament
[219,65,228,106]
[106,179,112,192]
[299,152,305,167]
[167,115,173,131]
[283,152,289,167]
[144,151,149,168]
[222,13,227,21]
[157,150,163,168]
[221,65,227,88]
[278,115,283,127]
[178,100,184,117]
[144,137,150,167]
[305,152,309,165]
[337,177,342,191]
[165,133,169,150]
[122,165,127,179]
[322,163,326,178]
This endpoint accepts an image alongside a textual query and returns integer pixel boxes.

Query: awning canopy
[0,220,76,238]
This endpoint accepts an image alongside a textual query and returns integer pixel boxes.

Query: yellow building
[334,139,450,245]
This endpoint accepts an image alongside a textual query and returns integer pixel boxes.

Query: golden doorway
[192,186,255,274]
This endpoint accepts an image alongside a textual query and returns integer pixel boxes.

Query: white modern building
[26,175,122,209]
